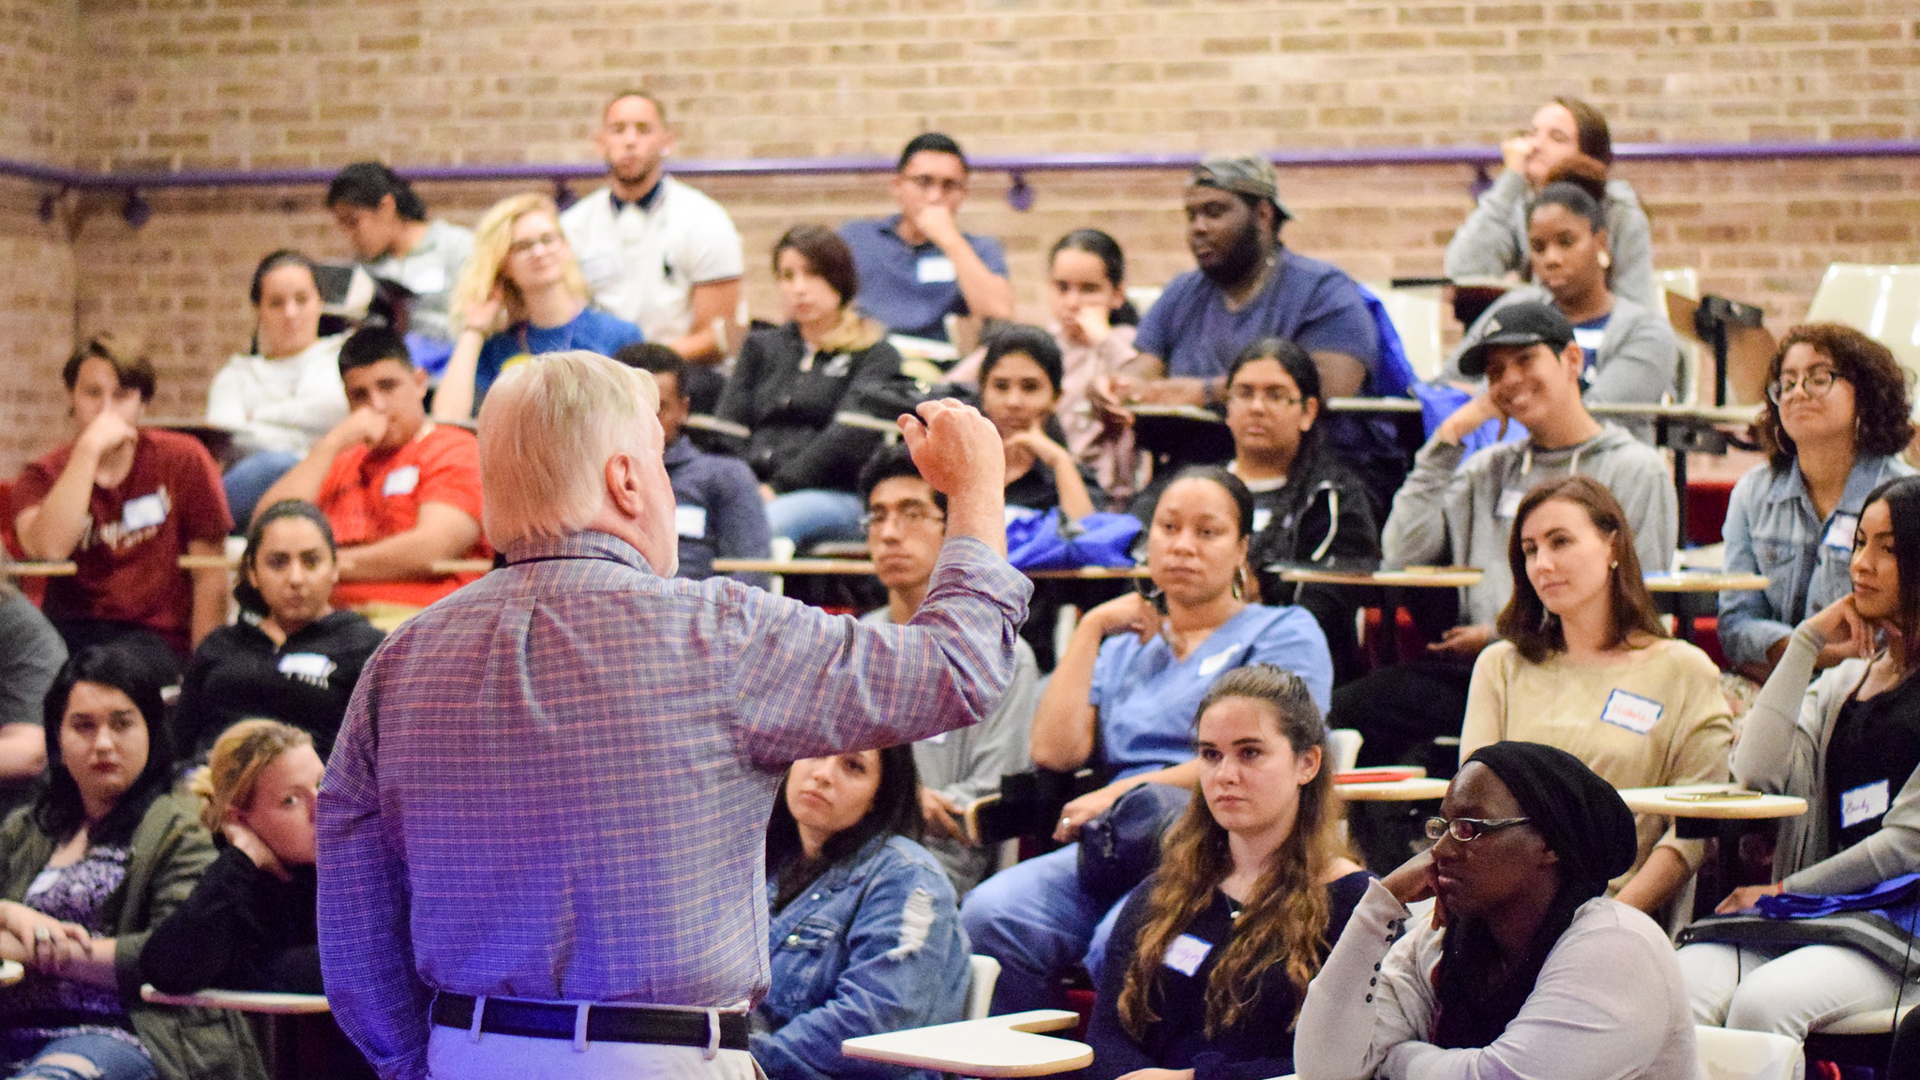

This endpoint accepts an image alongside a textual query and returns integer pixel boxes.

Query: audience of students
[1295,741,1696,1078]
[613,343,771,586]
[562,90,744,372]
[326,162,475,364]
[1444,96,1656,308]
[753,747,972,1080]
[171,500,384,762]
[14,338,232,666]
[0,646,262,1080]
[1720,323,1915,684]
[839,133,1013,344]
[858,446,1039,892]
[434,192,644,420]
[257,326,490,618]
[1085,665,1368,1080]
[1679,476,1920,1041]
[0,559,60,813]
[206,250,350,525]
[716,225,907,546]
[962,466,1333,1013]
[1459,476,1733,917]
[977,326,1104,522]
[1331,301,1676,771]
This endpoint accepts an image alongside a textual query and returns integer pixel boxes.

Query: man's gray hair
[477,351,659,548]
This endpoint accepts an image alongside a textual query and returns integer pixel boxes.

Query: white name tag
[1600,689,1663,735]
[1163,933,1213,977]
[277,652,337,686]
[1572,326,1606,352]
[922,731,948,745]
[382,465,420,497]
[1496,488,1524,520]
[1197,644,1245,679]
[121,492,168,532]
[675,504,708,540]
[1252,507,1273,534]
[406,262,447,296]
[1841,778,1891,830]
[916,255,957,284]
[1824,513,1859,551]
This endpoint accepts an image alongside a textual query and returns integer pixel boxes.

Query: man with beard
[562,89,744,406]
[1115,155,1401,504]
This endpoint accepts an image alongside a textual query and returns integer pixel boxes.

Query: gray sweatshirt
[1382,423,1678,629]
[1444,170,1658,309]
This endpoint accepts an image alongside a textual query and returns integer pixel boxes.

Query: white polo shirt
[560,176,745,345]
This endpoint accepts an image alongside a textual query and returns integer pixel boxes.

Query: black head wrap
[1432,741,1641,1050]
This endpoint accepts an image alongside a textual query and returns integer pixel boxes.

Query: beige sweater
[1459,638,1734,883]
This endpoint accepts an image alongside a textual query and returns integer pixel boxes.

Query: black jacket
[172,610,385,761]
[142,843,321,995]
[715,323,907,494]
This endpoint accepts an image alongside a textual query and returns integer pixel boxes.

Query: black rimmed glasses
[1766,367,1841,404]
[861,506,945,534]
[1425,815,1531,842]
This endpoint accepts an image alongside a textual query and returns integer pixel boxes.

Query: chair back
[1657,267,1704,405]
[1804,263,1920,391]
[1125,287,1163,323]
[967,954,1001,1021]
[1694,1025,1804,1080]
[1364,283,1445,383]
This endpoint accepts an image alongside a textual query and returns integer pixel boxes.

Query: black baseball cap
[1457,301,1576,377]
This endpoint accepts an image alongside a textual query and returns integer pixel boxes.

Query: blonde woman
[141,719,324,996]
[432,193,642,420]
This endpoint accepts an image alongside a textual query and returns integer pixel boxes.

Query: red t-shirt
[14,429,233,653]
[319,423,491,608]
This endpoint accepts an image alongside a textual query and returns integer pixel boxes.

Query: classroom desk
[141,985,331,1014]
[1278,566,1483,589]
[1335,777,1451,802]
[1644,571,1768,642]
[841,1009,1091,1078]
[0,960,20,987]
[705,559,1150,581]
[1614,784,1807,825]
[3,561,75,577]
[144,418,239,463]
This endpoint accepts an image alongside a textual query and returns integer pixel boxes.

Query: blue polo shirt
[838,216,1008,342]
[472,307,643,413]
[663,435,771,588]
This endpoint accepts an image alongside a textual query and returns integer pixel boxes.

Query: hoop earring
[1232,566,1247,601]
[1610,560,1619,569]
[1598,251,1612,270]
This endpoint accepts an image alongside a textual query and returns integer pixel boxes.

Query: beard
[1198,217,1265,287]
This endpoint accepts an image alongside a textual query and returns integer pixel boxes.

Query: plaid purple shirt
[316,530,1029,1079]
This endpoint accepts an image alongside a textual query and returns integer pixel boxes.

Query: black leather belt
[431,993,749,1050]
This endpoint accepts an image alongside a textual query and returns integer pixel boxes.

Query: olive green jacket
[0,792,268,1080]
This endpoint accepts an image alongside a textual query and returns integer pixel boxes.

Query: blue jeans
[959,845,1114,1014]
[764,489,864,547]
[9,1033,154,1080]
[223,450,302,530]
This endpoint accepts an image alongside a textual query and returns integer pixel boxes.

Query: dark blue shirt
[838,216,1008,341]
[472,307,643,412]
[1135,249,1380,382]
[663,435,771,587]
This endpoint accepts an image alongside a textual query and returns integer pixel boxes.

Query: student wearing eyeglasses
[837,133,1013,344]
[1719,324,1915,684]
[1457,476,1732,920]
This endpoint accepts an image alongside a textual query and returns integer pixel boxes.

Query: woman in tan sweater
[1458,475,1733,917]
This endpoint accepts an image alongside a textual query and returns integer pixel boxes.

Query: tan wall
[4,0,1920,475]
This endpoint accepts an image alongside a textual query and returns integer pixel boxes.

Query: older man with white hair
[316,350,1029,1080]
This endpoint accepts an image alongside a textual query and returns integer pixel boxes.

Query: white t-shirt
[205,333,350,457]
[560,176,745,345]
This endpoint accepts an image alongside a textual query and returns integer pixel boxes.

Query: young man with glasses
[856,444,1038,892]
[838,133,1013,344]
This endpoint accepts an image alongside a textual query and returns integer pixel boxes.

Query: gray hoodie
[1382,423,1678,628]
[1443,170,1657,309]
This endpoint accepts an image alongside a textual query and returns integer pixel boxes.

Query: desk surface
[0,960,20,987]
[5,561,76,578]
[1335,777,1451,802]
[140,984,332,1014]
[1644,572,1768,593]
[1279,567,1483,588]
[841,1010,1091,1078]
[706,559,1149,580]
[1615,784,1808,820]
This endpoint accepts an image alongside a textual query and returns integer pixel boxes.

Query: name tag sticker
[120,493,168,532]
[1197,645,1245,680]
[675,504,708,540]
[916,255,957,284]
[1496,488,1525,520]
[1252,507,1273,534]
[382,466,420,497]
[1600,689,1663,735]
[1824,513,1859,551]
[277,652,337,686]
[1164,934,1213,977]
[923,731,948,745]
[406,262,447,296]
[1841,779,1891,830]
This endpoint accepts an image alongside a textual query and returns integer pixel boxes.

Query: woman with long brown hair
[1082,665,1366,1080]
[1458,475,1732,918]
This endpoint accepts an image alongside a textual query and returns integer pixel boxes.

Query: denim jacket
[1719,455,1914,667]
[752,834,971,1080]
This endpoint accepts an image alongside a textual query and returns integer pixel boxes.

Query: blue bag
[1005,509,1142,572]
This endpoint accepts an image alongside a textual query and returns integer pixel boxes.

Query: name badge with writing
[1841,779,1891,830]
[676,504,708,540]
[382,466,420,497]
[1197,644,1246,679]
[121,493,169,532]
[277,652,337,687]
[916,255,957,284]
[1824,513,1859,551]
[1252,507,1273,534]
[1600,689,1663,735]
[1163,934,1214,977]
[1496,488,1525,520]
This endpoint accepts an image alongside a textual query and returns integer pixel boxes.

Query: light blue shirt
[1719,454,1914,666]
[1088,604,1332,777]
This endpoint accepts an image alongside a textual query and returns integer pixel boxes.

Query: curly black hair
[1757,323,1914,472]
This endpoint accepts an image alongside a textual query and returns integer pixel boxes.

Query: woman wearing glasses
[433,192,642,420]
[1720,324,1914,684]
[1458,476,1733,918]
[1295,741,1696,1078]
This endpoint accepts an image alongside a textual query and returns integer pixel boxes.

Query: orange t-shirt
[318,424,491,608]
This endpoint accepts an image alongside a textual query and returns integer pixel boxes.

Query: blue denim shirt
[752,834,971,1080]
[1719,454,1914,666]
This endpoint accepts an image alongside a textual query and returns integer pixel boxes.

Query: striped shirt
[316,530,1030,1080]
